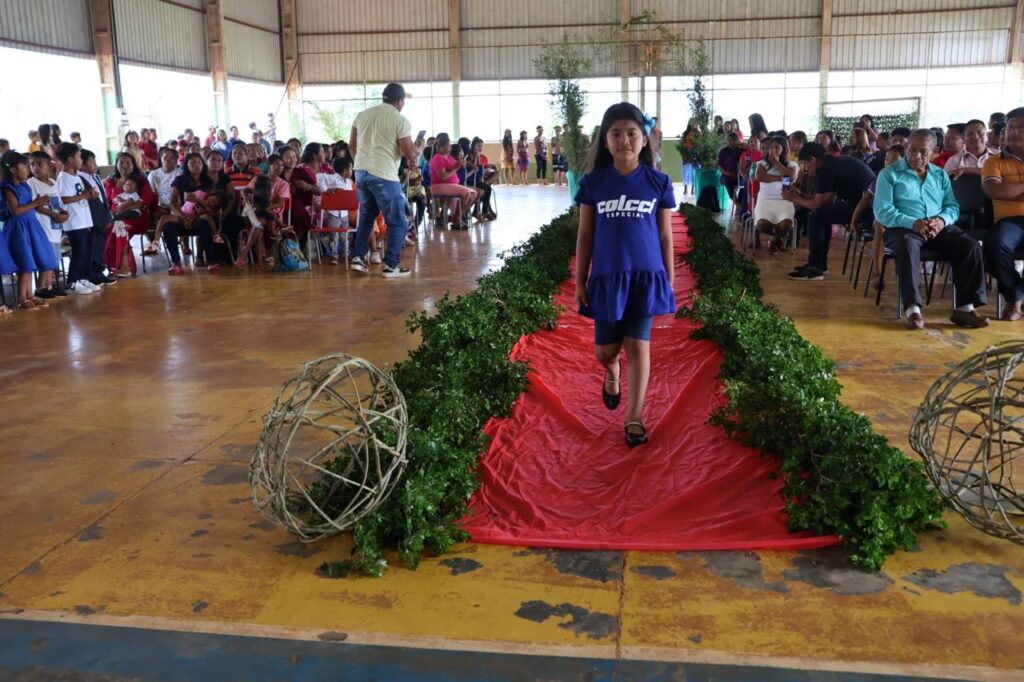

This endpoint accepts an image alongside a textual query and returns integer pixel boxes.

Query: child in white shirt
[27,151,68,297]
[113,177,143,219]
[316,156,354,265]
[55,143,99,295]
[146,146,181,254]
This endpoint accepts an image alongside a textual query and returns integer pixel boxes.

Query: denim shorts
[594,316,654,345]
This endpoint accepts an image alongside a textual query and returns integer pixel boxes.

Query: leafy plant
[677,204,944,570]
[351,212,579,575]
[676,39,723,169]
[309,104,356,142]
[822,113,921,146]
[534,34,592,175]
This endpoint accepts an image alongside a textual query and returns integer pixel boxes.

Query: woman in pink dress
[103,153,155,276]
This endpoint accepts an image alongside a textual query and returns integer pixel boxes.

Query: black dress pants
[884,225,986,310]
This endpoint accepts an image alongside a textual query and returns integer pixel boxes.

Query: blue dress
[574,164,677,321]
[0,181,59,273]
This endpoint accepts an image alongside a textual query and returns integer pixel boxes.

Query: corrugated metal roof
[833,7,1013,36]
[832,31,1009,69]
[461,0,618,28]
[0,0,92,56]
[461,25,610,79]
[224,0,280,32]
[299,31,448,83]
[114,0,208,72]
[297,0,447,33]
[634,0,820,22]
[225,20,282,82]
[834,0,1014,15]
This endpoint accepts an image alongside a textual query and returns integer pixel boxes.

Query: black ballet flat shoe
[625,422,648,447]
[602,378,621,410]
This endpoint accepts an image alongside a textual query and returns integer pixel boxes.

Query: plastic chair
[309,189,359,266]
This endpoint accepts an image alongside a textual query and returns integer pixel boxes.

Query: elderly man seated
[873,128,988,330]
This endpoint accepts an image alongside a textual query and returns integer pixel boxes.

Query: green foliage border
[677,204,944,570]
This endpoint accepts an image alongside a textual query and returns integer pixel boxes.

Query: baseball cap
[382,83,410,102]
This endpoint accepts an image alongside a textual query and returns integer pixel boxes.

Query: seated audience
[784,142,874,280]
[982,107,1024,320]
[430,132,476,229]
[873,129,987,330]
[753,136,799,253]
[841,126,872,161]
[104,153,154,276]
[851,144,905,291]
[717,133,742,200]
[933,124,964,168]
[945,120,991,177]
[161,152,216,275]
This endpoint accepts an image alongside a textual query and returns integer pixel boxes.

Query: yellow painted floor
[1,188,1022,679]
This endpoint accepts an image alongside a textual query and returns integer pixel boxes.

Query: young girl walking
[516,131,530,186]
[574,103,676,447]
[1,152,60,310]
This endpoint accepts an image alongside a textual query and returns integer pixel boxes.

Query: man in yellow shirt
[982,107,1024,320]
[348,82,419,278]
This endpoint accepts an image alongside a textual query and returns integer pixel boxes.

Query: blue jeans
[353,170,409,268]
[986,217,1024,304]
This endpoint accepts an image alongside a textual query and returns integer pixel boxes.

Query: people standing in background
[1,151,60,309]
[139,129,159,171]
[28,130,41,153]
[27,151,68,297]
[501,129,515,185]
[38,124,55,159]
[121,130,144,170]
[649,117,662,170]
[265,113,277,145]
[534,126,548,186]
[516,130,530,186]
[211,129,230,156]
[550,125,567,187]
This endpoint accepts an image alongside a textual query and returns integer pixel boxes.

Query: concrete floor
[0,187,1022,681]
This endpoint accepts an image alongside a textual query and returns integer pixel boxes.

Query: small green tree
[534,34,592,175]
[677,40,723,169]
[309,103,356,142]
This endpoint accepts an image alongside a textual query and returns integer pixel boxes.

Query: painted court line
[0,609,1016,681]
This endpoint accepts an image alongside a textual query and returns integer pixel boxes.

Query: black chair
[952,174,993,232]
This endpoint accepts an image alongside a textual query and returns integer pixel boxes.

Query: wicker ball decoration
[910,341,1024,544]
[250,353,408,542]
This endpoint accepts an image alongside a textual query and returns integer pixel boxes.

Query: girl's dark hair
[123,130,138,146]
[748,113,768,137]
[502,131,513,150]
[51,125,62,145]
[423,146,434,162]
[435,132,451,148]
[471,136,483,148]
[764,136,790,166]
[266,153,282,166]
[273,140,287,151]
[333,156,352,174]
[888,144,906,157]
[0,151,28,182]
[38,124,52,147]
[301,142,322,164]
[80,149,96,165]
[585,102,654,172]
[56,142,80,163]
[251,174,272,209]
[182,152,212,188]
[457,137,471,155]
[110,152,143,181]
[789,130,808,144]
[286,137,302,147]
[28,150,51,162]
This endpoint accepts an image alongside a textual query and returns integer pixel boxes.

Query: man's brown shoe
[950,309,990,328]
[1002,301,1023,322]
[905,312,925,330]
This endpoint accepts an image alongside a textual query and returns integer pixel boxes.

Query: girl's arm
[850,191,872,233]
[5,188,48,216]
[658,208,674,286]
[169,188,186,219]
[754,163,776,184]
[574,204,595,307]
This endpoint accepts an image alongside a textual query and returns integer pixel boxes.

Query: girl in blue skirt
[575,103,676,447]
[1,152,59,310]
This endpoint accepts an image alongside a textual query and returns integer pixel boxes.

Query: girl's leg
[595,342,623,397]
[120,242,132,274]
[774,220,793,252]
[18,272,33,302]
[622,337,651,431]
[871,224,886,288]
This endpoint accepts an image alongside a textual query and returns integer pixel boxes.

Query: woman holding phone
[753,135,799,253]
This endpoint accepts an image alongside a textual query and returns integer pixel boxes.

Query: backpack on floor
[697,185,721,214]
[278,238,309,272]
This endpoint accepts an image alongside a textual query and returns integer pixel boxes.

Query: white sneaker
[69,281,95,295]
[350,256,368,274]
[78,279,100,292]
[369,251,382,265]
[381,265,411,278]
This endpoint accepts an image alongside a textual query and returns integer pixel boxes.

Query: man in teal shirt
[873,128,988,330]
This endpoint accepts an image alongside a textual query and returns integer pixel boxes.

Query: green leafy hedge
[351,211,579,575]
[678,204,943,570]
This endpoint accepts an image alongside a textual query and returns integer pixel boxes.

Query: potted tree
[534,35,591,199]
[676,40,725,210]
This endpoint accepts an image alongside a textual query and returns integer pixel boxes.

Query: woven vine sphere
[250,354,408,542]
[910,341,1024,544]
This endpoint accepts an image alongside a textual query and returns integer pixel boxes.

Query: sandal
[602,365,621,410]
[144,243,159,255]
[624,421,648,447]
[18,300,40,311]
[30,297,50,308]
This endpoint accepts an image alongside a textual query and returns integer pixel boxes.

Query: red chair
[309,188,359,266]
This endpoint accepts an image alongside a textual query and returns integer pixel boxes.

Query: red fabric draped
[461,213,840,552]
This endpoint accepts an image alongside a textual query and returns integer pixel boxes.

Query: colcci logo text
[595,195,658,217]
